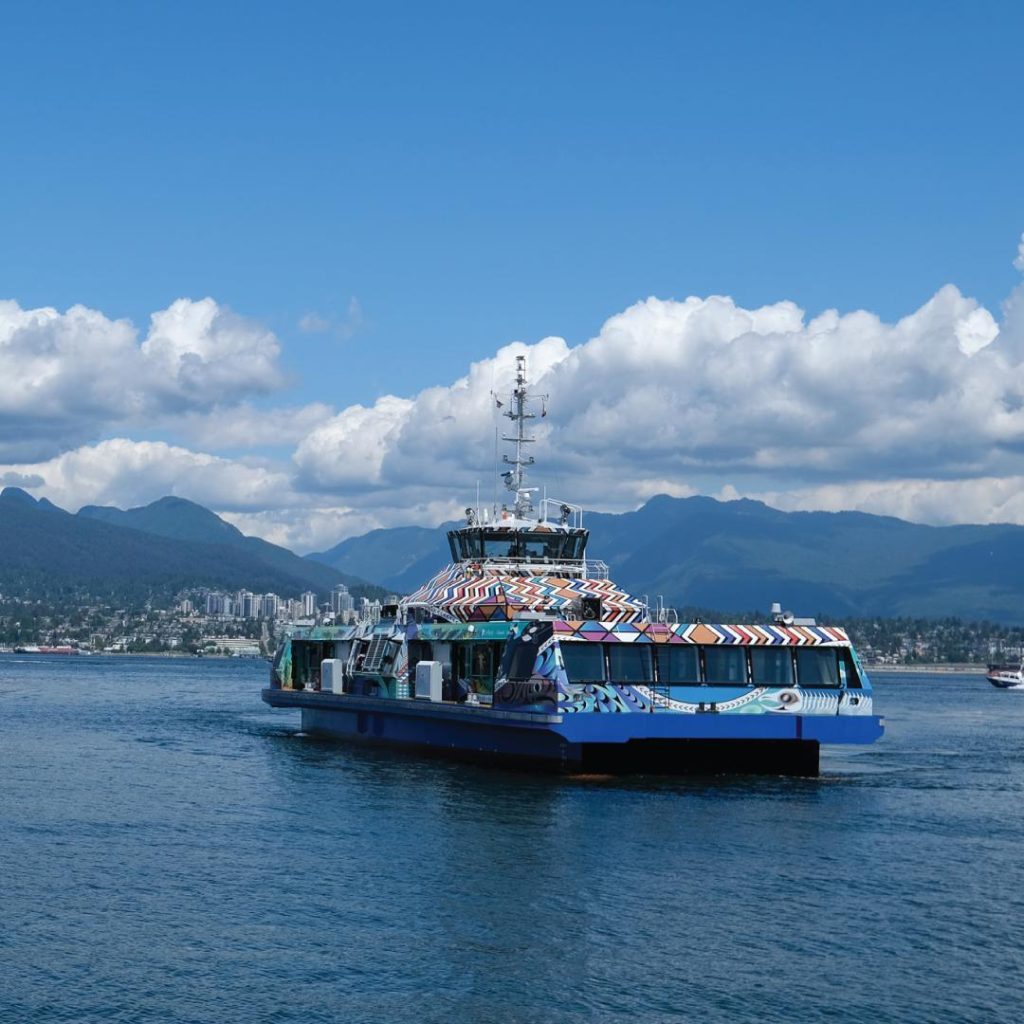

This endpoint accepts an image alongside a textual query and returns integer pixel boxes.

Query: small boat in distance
[12,645,82,655]
[986,661,1024,688]
[263,355,884,775]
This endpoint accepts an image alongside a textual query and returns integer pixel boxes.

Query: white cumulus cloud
[289,283,1024,532]
[171,402,335,451]
[9,247,1024,553]
[0,439,293,513]
[755,475,1024,527]
[0,297,284,460]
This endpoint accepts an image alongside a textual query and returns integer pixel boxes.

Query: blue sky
[2,1,1024,548]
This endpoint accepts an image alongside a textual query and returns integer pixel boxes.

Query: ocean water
[1,656,1022,1024]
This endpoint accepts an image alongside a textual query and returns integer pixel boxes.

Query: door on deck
[455,641,502,703]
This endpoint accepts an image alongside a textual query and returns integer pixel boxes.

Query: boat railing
[400,601,460,624]
[637,596,679,623]
[646,684,671,711]
[464,556,606,579]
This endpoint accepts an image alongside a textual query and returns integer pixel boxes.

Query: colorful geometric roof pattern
[553,620,850,646]
[402,564,643,623]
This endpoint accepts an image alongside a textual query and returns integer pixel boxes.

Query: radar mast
[500,354,546,520]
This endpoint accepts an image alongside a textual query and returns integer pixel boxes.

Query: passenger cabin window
[656,646,701,683]
[557,641,859,689]
[839,649,862,688]
[507,642,537,681]
[796,648,840,688]
[703,646,748,685]
[608,645,653,682]
[750,648,795,686]
[560,642,606,682]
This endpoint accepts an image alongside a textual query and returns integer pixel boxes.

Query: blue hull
[262,688,883,775]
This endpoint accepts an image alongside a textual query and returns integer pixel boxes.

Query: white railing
[460,556,611,580]
[639,595,679,623]
[539,496,584,529]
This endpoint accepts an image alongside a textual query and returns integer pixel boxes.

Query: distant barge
[263,356,883,774]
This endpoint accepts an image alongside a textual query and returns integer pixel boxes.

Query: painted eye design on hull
[775,688,802,710]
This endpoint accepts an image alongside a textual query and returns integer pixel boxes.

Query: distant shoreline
[0,650,990,671]
[0,650,264,660]
[866,663,986,674]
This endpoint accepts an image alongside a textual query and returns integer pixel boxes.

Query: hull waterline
[263,687,883,776]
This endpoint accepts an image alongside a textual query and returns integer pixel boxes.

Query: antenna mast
[500,355,545,519]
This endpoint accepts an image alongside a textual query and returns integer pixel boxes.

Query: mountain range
[308,494,1024,624]
[5,483,1024,623]
[0,488,384,602]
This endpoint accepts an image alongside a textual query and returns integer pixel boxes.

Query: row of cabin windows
[557,643,859,689]
[449,530,587,563]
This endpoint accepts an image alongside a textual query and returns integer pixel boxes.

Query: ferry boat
[986,662,1024,688]
[263,356,883,774]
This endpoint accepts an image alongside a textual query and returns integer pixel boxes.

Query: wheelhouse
[447,526,588,568]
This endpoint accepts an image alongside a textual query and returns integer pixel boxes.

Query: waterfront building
[358,597,382,624]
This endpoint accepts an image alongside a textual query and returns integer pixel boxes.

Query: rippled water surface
[2,656,1023,1023]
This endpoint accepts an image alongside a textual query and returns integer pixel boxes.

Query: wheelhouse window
[552,533,587,560]
[656,646,701,684]
[448,531,484,560]
[560,642,605,682]
[447,528,587,563]
[796,648,840,688]
[608,644,653,682]
[517,535,553,560]
[750,647,795,686]
[484,535,517,559]
[703,646,748,685]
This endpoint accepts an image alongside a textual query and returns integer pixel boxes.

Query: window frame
[559,640,607,683]
[795,647,841,688]
[654,644,702,685]
[607,643,654,683]
[749,646,796,687]
[701,644,750,686]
